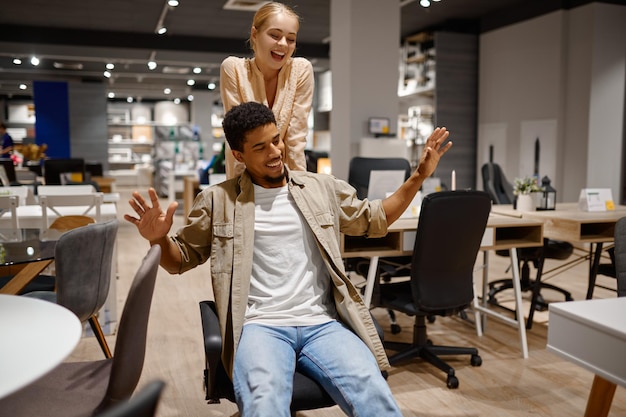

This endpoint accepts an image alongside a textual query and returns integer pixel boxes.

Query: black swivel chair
[199,300,335,412]
[378,190,490,389]
[199,300,388,412]
[481,162,574,329]
[347,157,413,332]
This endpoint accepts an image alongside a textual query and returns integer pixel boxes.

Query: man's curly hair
[222,102,276,152]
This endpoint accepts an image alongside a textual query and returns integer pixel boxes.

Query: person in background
[0,123,14,156]
[125,102,452,417]
[220,1,313,179]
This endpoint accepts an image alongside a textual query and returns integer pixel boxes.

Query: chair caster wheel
[427,315,436,323]
[446,375,459,389]
[390,324,401,334]
[471,354,482,366]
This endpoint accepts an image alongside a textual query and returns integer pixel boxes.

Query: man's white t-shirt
[245,184,335,326]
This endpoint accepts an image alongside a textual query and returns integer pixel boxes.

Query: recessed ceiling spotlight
[148,61,157,70]
[187,94,194,101]
[106,63,115,70]
[168,0,179,6]
[208,82,216,90]
[13,58,22,65]
[127,97,134,103]
[30,56,40,66]
[193,67,202,74]
[157,26,167,35]
[420,0,430,6]
[108,92,115,99]
[103,70,112,78]
[187,79,195,86]
[164,88,171,94]
[174,98,181,104]
[19,84,27,90]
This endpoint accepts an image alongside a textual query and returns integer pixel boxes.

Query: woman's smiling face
[251,12,299,71]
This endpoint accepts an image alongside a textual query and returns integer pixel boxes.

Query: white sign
[578,188,615,212]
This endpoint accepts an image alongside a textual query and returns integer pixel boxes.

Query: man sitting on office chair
[125,102,452,417]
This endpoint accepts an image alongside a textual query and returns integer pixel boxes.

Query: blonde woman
[220,2,313,178]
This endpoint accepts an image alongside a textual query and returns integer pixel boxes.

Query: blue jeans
[233,321,402,417]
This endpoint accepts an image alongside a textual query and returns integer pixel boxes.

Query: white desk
[547,297,626,417]
[0,294,82,399]
[342,213,544,358]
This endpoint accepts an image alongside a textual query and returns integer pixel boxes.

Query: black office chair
[199,300,335,412]
[481,162,574,329]
[378,190,490,389]
[347,156,413,332]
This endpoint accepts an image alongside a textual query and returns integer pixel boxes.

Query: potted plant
[513,176,541,211]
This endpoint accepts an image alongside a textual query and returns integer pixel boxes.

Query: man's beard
[263,166,286,184]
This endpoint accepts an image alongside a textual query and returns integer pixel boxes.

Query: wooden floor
[69,187,626,416]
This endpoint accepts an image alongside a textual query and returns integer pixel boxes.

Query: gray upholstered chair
[95,380,165,417]
[0,244,161,416]
[24,219,118,358]
[613,217,626,298]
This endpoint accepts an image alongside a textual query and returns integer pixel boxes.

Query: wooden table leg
[0,260,54,295]
[584,375,617,417]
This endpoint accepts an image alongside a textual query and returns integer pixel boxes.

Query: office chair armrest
[199,300,225,403]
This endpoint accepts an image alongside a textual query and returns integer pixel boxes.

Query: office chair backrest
[614,216,626,297]
[481,162,514,204]
[411,190,491,311]
[43,158,86,185]
[99,244,161,409]
[348,157,411,199]
[54,219,118,322]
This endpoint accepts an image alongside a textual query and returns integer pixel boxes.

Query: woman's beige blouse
[220,56,314,178]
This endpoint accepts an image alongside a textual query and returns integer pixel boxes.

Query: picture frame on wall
[368,117,390,137]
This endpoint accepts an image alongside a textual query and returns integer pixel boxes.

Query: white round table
[0,294,82,399]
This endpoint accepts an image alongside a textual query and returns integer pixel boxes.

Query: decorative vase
[516,194,535,212]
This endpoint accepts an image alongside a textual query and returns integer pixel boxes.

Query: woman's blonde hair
[249,2,300,52]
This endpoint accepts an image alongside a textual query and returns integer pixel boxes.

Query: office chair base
[386,340,481,389]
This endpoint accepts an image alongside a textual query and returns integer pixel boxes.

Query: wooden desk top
[341,213,543,258]
[491,203,626,243]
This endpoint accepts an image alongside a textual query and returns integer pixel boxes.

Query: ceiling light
[30,56,40,66]
[19,84,27,90]
[187,94,194,101]
[147,61,157,70]
[174,98,181,104]
[187,79,195,86]
[208,82,216,90]
[13,58,22,65]
[157,26,167,35]
[103,70,112,78]
[420,0,430,7]
[193,67,202,74]
[108,92,115,99]
[127,97,134,103]
[106,63,115,70]
[164,88,171,94]
[168,0,179,6]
